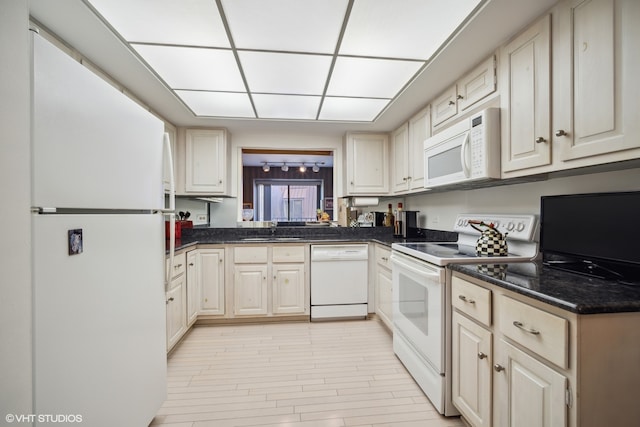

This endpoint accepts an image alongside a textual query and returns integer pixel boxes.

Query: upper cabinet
[432,56,497,129]
[391,105,431,194]
[500,15,552,173]
[345,132,390,195]
[178,128,229,195]
[501,0,640,177]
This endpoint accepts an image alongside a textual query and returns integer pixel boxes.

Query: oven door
[391,251,445,371]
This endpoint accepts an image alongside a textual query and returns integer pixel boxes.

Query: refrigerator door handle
[162,132,176,287]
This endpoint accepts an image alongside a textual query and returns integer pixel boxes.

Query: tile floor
[150,319,464,427]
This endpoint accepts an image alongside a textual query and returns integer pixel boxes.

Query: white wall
[0,0,33,419]
[405,167,640,231]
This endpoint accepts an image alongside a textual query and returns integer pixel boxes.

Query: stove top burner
[392,214,539,266]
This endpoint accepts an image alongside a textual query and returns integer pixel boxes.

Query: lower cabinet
[452,311,492,427]
[234,264,268,316]
[186,250,198,326]
[272,264,306,314]
[451,272,640,427]
[198,248,225,316]
[166,274,186,351]
[374,243,393,329]
[232,244,308,318]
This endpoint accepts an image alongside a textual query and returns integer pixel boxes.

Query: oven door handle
[391,254,441,278]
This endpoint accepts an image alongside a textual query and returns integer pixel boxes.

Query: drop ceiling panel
[132,44,244,91]
[253,94,321,120]
[88,0,230,47]
[319,97,390,122]
[176,91,255,118]
[222,0,349,53]
[239,51,332,95]
[340,0,482,60]
[327,57,423,98]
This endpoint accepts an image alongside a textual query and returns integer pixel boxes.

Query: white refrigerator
[31,33,169,426]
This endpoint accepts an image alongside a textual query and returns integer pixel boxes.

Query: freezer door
[32,34,164,210]
[33,213,166,427]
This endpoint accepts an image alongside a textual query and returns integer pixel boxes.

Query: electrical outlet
[196,215,207,222]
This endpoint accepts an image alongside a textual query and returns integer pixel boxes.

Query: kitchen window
[254,179,324,222]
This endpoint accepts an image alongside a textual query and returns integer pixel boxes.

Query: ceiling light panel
[132,44,245,91]
[239,51,332,95]
[253,94,321,120]
[176,91,255,118]
[341,0,482,60]
[88,0,230,47]
[319,97,390,122]
[221,0,349,53]
[327,57,423,98]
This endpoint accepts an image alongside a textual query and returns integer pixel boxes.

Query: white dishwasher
[310,244,368,320]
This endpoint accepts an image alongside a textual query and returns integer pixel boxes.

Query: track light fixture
[312,163,320,173]
[262,162,270,172]
[299,165,307,172]
[281,162,289,172]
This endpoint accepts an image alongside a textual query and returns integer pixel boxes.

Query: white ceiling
[29,0,559,135]
[85,0,479,123]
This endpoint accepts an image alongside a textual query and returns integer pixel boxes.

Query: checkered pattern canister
[476,231,508,256]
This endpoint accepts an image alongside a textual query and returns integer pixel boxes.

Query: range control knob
[457,219,465,227]
[506,222,515,231]
[516,222,526,232]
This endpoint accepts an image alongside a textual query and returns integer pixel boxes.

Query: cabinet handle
[478,352,487,360]
[219,258,223,263]
[456,94,464,100]
[403,177,408,181]
[458,295,475,304]
[189,263,194,266]
[407,176,411,180]
[535,137,547,144]
[219,179,223,184]
[494,364,505,372]
[555,129,568,137]
[513,320,540,335]
[174,263,183,269]
[166,297,174,305]
[381,257,388,261]
[448,100,456,106]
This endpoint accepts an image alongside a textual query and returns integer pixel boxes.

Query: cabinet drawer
[498,295,568,369]
[234,246,268,264]
[272,245,306,263]
[376,245,392,269]
[166,251,186,280]
[452,276,492,327]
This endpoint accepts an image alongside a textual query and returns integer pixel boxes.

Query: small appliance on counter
[396,210,419,238]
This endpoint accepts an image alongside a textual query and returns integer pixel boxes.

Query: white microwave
[423,108,500,189]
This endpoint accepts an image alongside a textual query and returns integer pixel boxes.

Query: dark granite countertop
[167,226,457,253]
[450,262,640,314]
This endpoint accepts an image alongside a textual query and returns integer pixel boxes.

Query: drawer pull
[458,295,475,304]
[381,257,389,261]
[494,364,505,372]
[174,263,183,269]
[478,352,487,360]
[513,321,540,335]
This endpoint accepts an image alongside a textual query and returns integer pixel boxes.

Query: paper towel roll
[351,197,379,207]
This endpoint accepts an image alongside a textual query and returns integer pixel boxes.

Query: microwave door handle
[460,131,471,178]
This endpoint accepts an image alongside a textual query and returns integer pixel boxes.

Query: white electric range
[390,214,539,416]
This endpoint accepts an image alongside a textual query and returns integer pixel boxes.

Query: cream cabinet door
[408,106,430,191]
[345,133,389,195]
[452,312,492,427]
[185,129,227,194]
[500,15,552,173]
[186,251,199,326]
[494,339,567,427]
[432,85,458,127]
[166,276,186,351]
[391,124,410,194]
[457,56,496,112]
[555,0,639,161]
[199,249,225,315]
[375,265,393,329]
[234,265,268,316]
[272,264,305,314]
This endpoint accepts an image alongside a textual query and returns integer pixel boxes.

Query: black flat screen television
[540,191,640,282]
